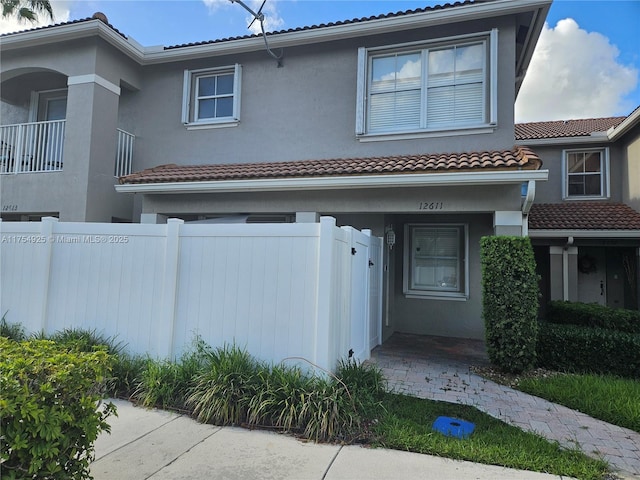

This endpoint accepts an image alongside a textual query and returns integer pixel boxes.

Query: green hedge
[537,322,640,379]
[480,236,539,373]
[0,337,116,479]
[547,300,640,334]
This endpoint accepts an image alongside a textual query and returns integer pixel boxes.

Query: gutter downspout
[522,180,536,237]
[563,236,574,301]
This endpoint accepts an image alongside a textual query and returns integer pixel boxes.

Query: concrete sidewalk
[91,399,573,480]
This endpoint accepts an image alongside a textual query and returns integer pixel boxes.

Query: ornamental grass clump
[187,344,262,425]
[185,344,385,442]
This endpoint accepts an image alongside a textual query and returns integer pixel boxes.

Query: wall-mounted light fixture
[385,225,396,250]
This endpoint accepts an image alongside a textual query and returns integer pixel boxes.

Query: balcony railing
[0,121,135,176]
[115,129,135,177]
[0,120,65,174]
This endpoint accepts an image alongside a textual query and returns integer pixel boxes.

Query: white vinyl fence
[0,217,382,371]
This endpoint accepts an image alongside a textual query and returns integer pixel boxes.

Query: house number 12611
[419,202,444,210]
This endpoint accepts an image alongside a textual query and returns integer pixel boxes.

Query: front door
[577,247,606,305]
[34,90,67,169]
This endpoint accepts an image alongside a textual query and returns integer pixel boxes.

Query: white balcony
[0,121,135,176]
[0,120,65,173]
[115,128,135,177]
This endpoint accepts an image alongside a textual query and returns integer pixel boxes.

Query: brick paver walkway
[368,334,640,478]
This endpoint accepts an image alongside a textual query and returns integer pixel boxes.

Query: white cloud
[202,0,230,13]
[246,0,284,34]
[515,18,638,122]
[203,0,284,34]
[0,0,71,34]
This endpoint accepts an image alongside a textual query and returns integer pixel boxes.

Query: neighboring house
[517,110,640,313]
[1,0,555,341]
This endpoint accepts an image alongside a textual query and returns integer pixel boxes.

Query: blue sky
[2,0,639,122]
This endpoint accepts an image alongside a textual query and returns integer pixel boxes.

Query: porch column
[493,211,523,236]
[636,247,640,310]
[64,75,121,222]
[296,212,320,223]
[141,213,168,224]
[549,246,578,301]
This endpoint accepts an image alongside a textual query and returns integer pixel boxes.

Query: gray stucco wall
[2,14,519,223]
[389,213,493,340]
[126,16,517,172]
[621,124,640,212]
[529,142,624,204]
[1,38,140,221]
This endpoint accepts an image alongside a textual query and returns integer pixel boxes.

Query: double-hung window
[403,224,468,299]
[563,148,609,199]
[356,30,497,138]
[182,64,242,129]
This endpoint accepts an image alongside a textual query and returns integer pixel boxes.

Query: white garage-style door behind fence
[0,216,382,372]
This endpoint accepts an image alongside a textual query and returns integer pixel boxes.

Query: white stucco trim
[494,211,523,226]
[1,0,551,66]
[115,170,549,194]
[529,230,640,239]
[68,74,121,96]
[515,134,609,147]
[607,107,640,141]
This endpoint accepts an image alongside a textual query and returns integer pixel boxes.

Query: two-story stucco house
[2,0,576,342]
[517,110,640,314]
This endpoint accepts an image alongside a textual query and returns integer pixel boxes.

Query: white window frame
[562,147,610,200]
[181,64,242,130]
[403,224,469,300]
[29,88,68,122]
[356,30,498,141]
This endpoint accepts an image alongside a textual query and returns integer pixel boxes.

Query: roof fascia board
[0,20,145,62]
[529,229,640,238]
[1,0,551,65]
[608,108,640,141]
[515,3,550,94]
[115,169,549,194]
[516,136,610,147]
[147,0,552,64]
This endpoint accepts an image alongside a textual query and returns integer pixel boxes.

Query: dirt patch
[470,365,564,388]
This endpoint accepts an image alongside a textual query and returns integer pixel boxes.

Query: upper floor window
[403,224,468,299]
[356,30,497,139]
[563,148,609,199]
[181,64,242,129]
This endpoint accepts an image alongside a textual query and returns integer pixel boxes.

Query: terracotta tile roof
[164,1,479,50]
[0,16,127,39]
[529,203,640,230]
[119,146,540,185]
[1,0,478,45]
[515,117,626,140]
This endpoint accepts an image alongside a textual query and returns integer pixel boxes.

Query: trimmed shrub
[481,236,539,373]
[0,337,115,479]
[537,322,640,378]
[547,301,640,334]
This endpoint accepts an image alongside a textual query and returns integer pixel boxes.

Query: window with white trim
[563,148,609,199]
[356,30,497,137]
[403,224,468,298]
[182,65,242,128]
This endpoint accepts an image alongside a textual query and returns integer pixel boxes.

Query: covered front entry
[577,246,638,309]
[535,243,640,313]
[117,147,546,342]
[529,203,640,314]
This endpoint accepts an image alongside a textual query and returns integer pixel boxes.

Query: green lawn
[372,393,609,480]
[517,373,640,434]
